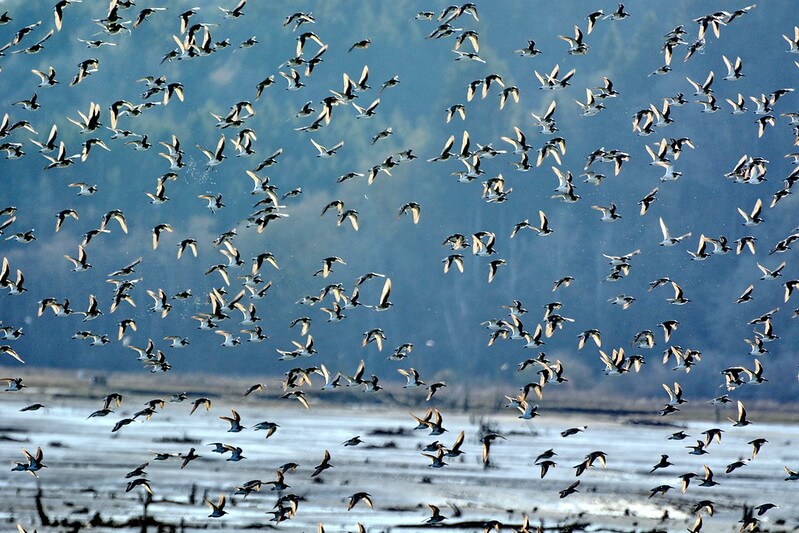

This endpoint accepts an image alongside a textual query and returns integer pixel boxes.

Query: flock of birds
[2,0,799,531]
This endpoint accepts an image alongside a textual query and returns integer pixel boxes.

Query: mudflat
[1,372,795,532]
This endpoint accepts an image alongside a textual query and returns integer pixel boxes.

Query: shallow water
[2,391,797,532]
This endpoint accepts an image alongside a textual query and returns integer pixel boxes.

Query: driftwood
[35,488,50,526]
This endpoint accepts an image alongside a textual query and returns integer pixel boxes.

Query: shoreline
[4,365,798,424]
